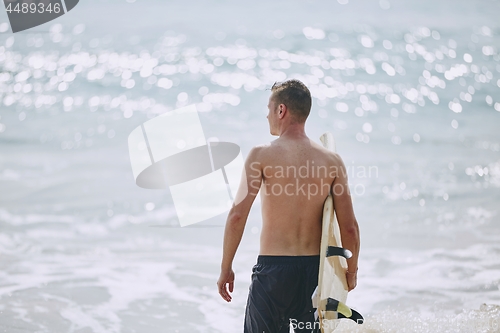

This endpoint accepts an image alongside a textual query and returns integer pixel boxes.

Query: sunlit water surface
[0,0,499,332]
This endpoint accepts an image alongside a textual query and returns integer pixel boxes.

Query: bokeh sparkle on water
[0,0,499,332]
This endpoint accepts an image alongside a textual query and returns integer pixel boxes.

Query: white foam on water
[0,208,77,226]
[0,0,499,331]
[335,304,500,333]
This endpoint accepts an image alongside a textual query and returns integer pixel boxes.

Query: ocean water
[0,0,499,332]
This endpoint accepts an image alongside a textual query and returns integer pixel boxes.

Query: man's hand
[217,268,235,302]
[346,271,357,291]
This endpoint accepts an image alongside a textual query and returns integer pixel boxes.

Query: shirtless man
[217,79,360,333]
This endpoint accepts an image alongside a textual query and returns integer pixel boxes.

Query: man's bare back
[254,136,341,256]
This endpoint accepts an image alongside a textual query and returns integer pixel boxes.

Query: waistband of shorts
[256,255,320,265]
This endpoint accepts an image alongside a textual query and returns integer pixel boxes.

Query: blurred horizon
[0,0,499,332]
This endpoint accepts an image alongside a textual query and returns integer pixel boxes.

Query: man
[217,79,360,333]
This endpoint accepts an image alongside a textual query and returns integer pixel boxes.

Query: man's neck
[279,123,307,139]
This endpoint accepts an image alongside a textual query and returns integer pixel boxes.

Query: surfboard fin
[337,308,364,324]
[326,246,352,259]
[325,298,364,324]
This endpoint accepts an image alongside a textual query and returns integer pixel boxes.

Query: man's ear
[279,104,286,118]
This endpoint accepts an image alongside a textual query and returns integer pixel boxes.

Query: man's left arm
[217,146,263,302]
[331,154,360,291]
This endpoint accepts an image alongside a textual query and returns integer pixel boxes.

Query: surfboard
[311,132,363,332]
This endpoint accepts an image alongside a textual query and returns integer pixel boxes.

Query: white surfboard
[311,132,363,332]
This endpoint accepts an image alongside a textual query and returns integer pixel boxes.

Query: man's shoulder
[254,142,272,150]
[247,139,343,165]
[309,139,343,163]
[245,143,271,163]
[248,143,271,154]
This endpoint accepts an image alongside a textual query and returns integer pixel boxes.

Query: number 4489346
[5,2,62,14]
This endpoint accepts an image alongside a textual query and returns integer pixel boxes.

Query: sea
[0,0,499,332]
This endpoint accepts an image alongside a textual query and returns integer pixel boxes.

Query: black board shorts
[244,255,320,333]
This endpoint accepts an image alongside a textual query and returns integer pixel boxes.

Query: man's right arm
[219,146,263,271]
[217,146,263,302]
[331,154,360,291]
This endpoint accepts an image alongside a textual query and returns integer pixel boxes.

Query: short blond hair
[271,79,312,122]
